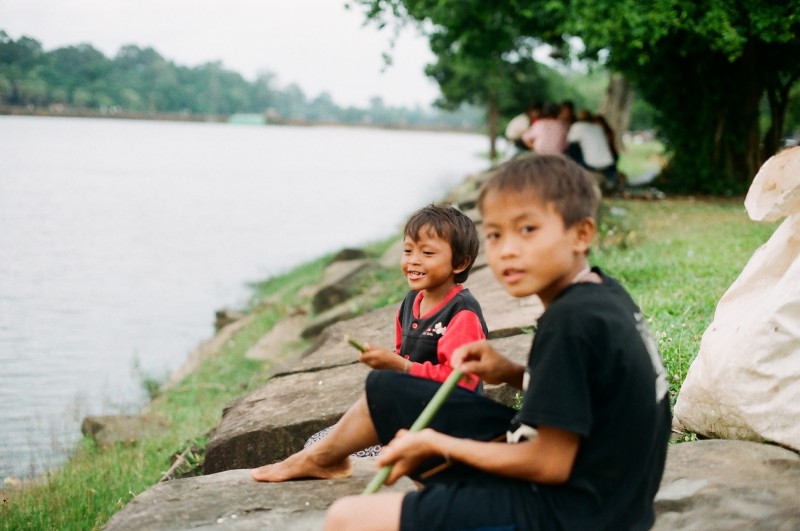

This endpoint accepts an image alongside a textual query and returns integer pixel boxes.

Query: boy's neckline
[414,284,463,319]
[571,266,602,286]
[571,266,592,284]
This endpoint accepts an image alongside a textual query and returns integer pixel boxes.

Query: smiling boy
[358,204,486,388]
[251,204,487,482]
[324,154,671,530]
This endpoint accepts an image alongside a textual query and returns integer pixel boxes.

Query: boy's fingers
[457,360,478,373]
[452,342,481,368]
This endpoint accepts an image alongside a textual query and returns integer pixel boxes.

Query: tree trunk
[598,73,633,151]
[721,43,763,187]
[761,75,797,161]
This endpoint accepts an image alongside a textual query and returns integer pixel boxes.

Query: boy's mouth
[501,268,525,284]
[407,270,426,280]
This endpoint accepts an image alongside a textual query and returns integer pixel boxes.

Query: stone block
[244,314,308,361]
[311,259,376,314]
[204,364,371,474]
[104,461,415,531]
[379,238,404,269]
[81,415,166,448]
[291,305,396,375]
[653,439,800,529]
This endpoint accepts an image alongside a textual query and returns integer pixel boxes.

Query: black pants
[365,370,515,483]
[365,371,547,530]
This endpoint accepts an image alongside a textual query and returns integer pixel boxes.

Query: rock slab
[653,439,800,530]
[204,363,371,474]
[104,460,414,531]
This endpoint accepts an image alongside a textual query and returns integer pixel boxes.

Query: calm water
[0,116,487,482]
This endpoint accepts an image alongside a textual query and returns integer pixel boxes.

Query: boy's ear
[572,218,596,254]
[453,257,471,275]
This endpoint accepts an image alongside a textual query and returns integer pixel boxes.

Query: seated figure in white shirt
[566,110,620,190]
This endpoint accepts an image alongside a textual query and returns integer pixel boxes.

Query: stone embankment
[101,172,800,530]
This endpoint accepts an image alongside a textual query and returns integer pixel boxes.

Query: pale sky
[0,0,441,108]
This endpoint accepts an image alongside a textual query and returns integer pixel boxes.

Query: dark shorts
[364,371,549,530]
[400,476,547,531]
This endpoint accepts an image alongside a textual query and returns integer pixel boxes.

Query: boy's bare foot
[250,450,353,482]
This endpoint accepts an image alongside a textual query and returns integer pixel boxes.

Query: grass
[592,198,777,405]
[0,180,778,529]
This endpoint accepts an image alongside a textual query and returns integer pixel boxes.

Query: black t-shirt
[513,268,671,530]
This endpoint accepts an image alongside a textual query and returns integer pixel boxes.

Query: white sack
[674,147,800,451]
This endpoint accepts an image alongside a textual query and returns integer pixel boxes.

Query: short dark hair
[404,204,480,283]
[477,154,600,228]
[542,102,560,119]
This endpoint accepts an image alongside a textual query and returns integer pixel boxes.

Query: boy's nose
[497,238,519,258]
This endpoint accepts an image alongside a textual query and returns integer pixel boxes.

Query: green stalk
[362,369,464,495]
[345,335,368,353]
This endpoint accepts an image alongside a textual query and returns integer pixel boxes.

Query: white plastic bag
[674,147,800,451]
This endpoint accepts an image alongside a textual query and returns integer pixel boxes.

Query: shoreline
[0,105,483,134]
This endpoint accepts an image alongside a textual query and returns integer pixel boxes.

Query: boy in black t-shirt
[325,154,671,530]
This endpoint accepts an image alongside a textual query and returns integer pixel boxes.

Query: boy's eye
[423,251,434,256]
[520,225,536,234]
[485,231,500,241]
[403,248,412,254]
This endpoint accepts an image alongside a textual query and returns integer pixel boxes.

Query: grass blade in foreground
[362,369,464,495]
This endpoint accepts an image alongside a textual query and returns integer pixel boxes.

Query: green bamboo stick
[362,368,464,495]
[345,335,368,353]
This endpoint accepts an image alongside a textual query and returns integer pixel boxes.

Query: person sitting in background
[504,102,542,153]
[558,99,576,126]
[521,102,567,155]
[595,114,620,164]
[566,110,620,191]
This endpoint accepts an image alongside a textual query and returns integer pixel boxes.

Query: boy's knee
[324,496,357,530]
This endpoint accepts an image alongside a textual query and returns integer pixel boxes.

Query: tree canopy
[574,0,800,192]
[354,0,800,194]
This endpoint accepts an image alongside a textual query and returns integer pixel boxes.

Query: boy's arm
[379,426,579,486]
[451,339,526,389]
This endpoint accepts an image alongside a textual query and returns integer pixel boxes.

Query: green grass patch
[592,198,776,405]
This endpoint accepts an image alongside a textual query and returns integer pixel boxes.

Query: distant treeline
[0,30,484,129]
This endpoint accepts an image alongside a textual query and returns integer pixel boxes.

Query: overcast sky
[0,0,441,108]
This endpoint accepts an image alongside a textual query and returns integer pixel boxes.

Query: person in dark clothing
[325,154,671,531]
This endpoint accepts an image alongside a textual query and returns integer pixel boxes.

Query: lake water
[0,116,487,483]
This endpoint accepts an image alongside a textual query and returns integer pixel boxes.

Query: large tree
[356,1,800,193]
[572,0,800,192]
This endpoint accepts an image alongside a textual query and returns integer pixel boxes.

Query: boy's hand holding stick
[362,368,465,495]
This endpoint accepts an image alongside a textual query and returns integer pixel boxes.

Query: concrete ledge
[105,460,415,531]
[204,364,371,474]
